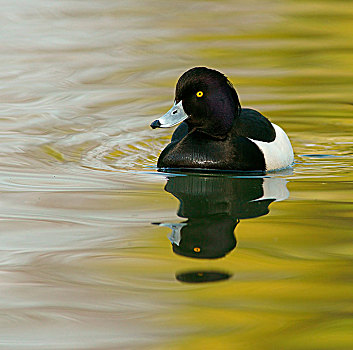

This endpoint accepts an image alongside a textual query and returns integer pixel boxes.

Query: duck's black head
[151,67,241,138]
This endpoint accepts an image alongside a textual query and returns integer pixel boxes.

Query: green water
[0,0,352,349]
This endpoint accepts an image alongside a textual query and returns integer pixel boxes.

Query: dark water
[0,0,352,349]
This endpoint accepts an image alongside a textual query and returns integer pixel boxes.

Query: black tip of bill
[150,119,161,129]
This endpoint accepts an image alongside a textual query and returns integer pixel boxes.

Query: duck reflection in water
[154,174,289,283]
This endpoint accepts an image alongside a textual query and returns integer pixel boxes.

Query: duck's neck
[191,103,241,140]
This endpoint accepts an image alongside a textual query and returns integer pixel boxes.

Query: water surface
[0,0,352,349]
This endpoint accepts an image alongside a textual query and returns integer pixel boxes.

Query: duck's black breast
[157,128,266,171]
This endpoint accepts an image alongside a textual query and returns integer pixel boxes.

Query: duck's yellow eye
[196,91,203,98]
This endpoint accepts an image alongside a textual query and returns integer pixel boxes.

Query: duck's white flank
[249,123,294,171]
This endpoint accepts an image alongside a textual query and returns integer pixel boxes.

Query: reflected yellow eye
[194,247,201,253]
[196,91,203,98]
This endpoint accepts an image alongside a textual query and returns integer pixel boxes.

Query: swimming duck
[150,67,294,171]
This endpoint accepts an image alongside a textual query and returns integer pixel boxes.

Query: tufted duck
[151,67,294,171]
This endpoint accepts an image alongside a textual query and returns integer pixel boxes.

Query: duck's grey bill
[150,101,187,129]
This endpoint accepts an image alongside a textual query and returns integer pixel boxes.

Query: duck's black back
[235,108,276,142]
